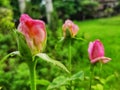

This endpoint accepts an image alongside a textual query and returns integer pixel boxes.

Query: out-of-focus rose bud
[18,14,46,55]
[88,39,111,64]
[62,19,79,38]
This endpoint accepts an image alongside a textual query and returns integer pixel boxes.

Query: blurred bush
[0,7,15,57]
[0,0,11,8]
[9,0,120,21]
[114,0,120,13]
[25,0,44,19]
[0,1,19,89]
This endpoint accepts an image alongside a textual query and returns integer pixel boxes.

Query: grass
[74,15,120,90]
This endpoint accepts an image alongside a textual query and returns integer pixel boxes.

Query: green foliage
[35,53,69,73]
[80,0,99,19]
[25,0,45,19]
[0,7,16,58]
[36,79,50,86]
[53,0,99,20]
[53,0,77,19]
[0,51,19,64]
[0,59,30,90]
[11,63,30,90]
[46,15,120,89]
[0,8,14,33]
[0,0,11,8]
[0,7,17,90]
[76,15,120,89]
[48,11,59,31]
[0,12,120,90]
[16,31,32,61]
[10,0,20,20]
[92,84,103,90]
[47,71,84,90]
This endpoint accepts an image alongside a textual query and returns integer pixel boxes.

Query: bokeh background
[0,0,120,90]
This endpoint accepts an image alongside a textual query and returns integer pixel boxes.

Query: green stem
[68,39,72,90]
[89,65,94,90]
[28,61,37,90]
[69,39,72,75]
[99,62,103,76]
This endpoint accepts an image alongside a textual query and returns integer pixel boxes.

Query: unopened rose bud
[62,19,79,38]
[88,39,111,64]
[18,14,47,55]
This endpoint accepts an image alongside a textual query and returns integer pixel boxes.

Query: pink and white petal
[95,40,104,56]
[88,42,94,60]
[91,57,101,64]
[101,57,111,63]
[71,25,79,37]
[91,56,111,64]
[20,14,32,23]
[91,40,104,59]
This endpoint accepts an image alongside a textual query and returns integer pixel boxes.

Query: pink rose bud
[18,14,46,54]
[88,39,111,64]
[62,19,79,37]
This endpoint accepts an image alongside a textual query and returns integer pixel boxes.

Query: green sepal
[15,31,32,60]
[47,71,84,90]
[65,29,72,39]
[34,53,70,73]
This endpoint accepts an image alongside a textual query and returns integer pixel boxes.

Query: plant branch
[28,60,37,90]
[89,64,94,90]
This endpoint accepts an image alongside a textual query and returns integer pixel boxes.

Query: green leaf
[59,86,67,90]
[15,31,32,60]
[59,37,65,42]
[69,71,84,81]
[92,84,103,90]
[0,51,20,64]
[95,76,106,84]
[47,76,69,90]
[35,53,69,73]
[55,37,65,49]
[105,74,115,83]
[36,79,50,86]
[47,71,84,90]
[73,37,87,42]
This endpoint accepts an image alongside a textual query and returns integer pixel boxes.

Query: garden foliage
[0,0,120,90]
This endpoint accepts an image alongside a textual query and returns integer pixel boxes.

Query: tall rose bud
[62,19,79,38]
[88,39,111,64]
[18,14,46,55]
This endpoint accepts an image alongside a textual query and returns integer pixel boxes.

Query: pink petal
[88,42,94,60]
[101,57,111,63]
[71,24,79,37]
[62,19,79,37]
[18,14,46,54]
[20,14,32,23]
[91,39,104,59]
[91,56,111,64]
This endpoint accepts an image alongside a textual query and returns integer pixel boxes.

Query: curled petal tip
[91,57,111,64]
[102,57,111,63]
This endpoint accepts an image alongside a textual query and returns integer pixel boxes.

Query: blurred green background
[0,0,120,90]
